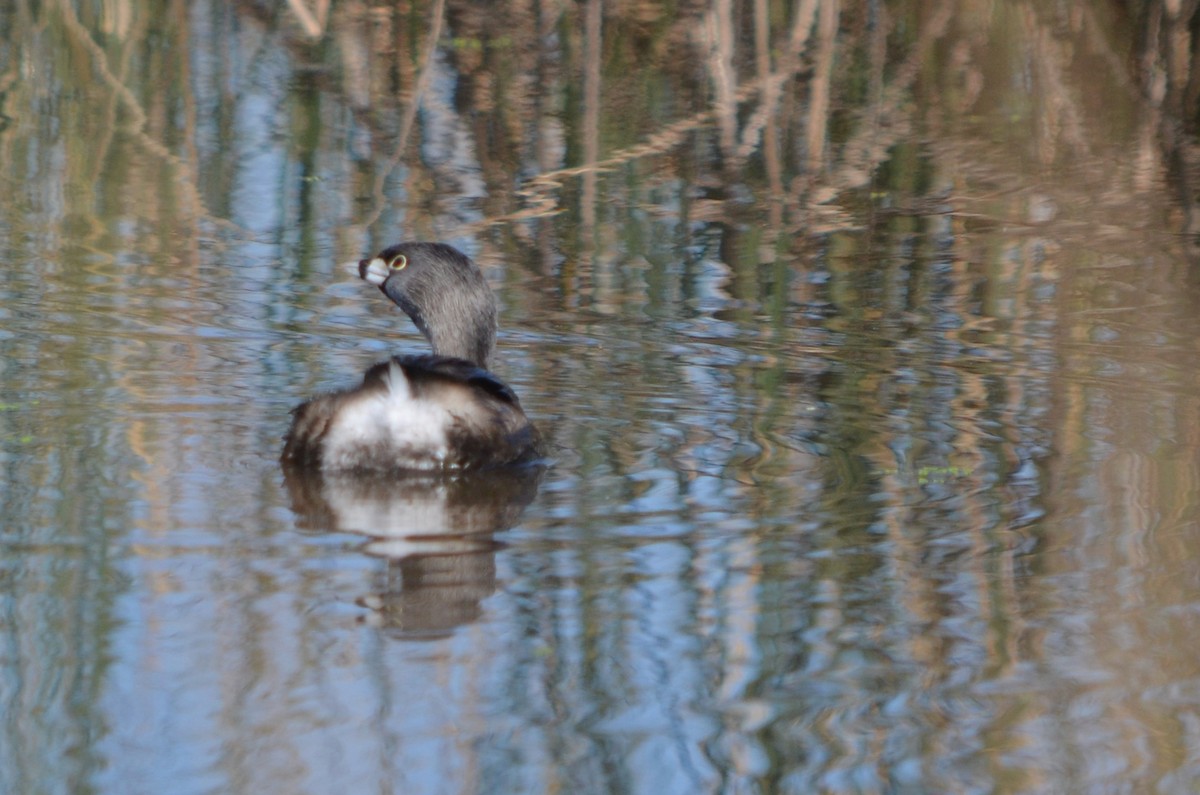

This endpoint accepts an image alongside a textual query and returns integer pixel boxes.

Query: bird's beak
[360,258,390,285]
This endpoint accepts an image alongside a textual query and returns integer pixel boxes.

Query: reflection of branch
[471,108,730,229]
[581,0,602,235]
[754,0,782,218]
[738,0,819,160]
[817,2,952,198]
[705,0,738,160]
[806,0,839,171]
[1025,4,1087,165]
[469,0,951,233]
[55,0,246,235]
[286,0,330,39]
[472,12,816,231]
[358,0,446,230]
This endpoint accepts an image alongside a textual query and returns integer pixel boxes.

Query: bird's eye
[388,254,408,271]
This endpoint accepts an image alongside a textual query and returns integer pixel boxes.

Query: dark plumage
[281,242,543,472]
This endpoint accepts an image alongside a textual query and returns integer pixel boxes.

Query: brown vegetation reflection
[4,1,1189,256]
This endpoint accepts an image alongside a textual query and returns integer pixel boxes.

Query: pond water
[4,1,1200,793]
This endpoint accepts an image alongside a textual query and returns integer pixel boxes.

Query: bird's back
[282,355,543,472]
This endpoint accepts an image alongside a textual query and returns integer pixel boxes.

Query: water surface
[3,1,1200,793]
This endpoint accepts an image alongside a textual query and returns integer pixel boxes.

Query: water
[3,1,1200,793]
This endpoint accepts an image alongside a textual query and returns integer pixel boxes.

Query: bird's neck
[389,275,498,370]
[427,319,494,370]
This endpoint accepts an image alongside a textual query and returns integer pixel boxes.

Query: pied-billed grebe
[281,242,543,472]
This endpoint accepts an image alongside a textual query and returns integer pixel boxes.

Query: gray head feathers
[359,242,498,369]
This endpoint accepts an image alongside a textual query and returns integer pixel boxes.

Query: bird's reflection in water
[282,463,544,639]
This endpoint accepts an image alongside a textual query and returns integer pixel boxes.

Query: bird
[281,242,543,472]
